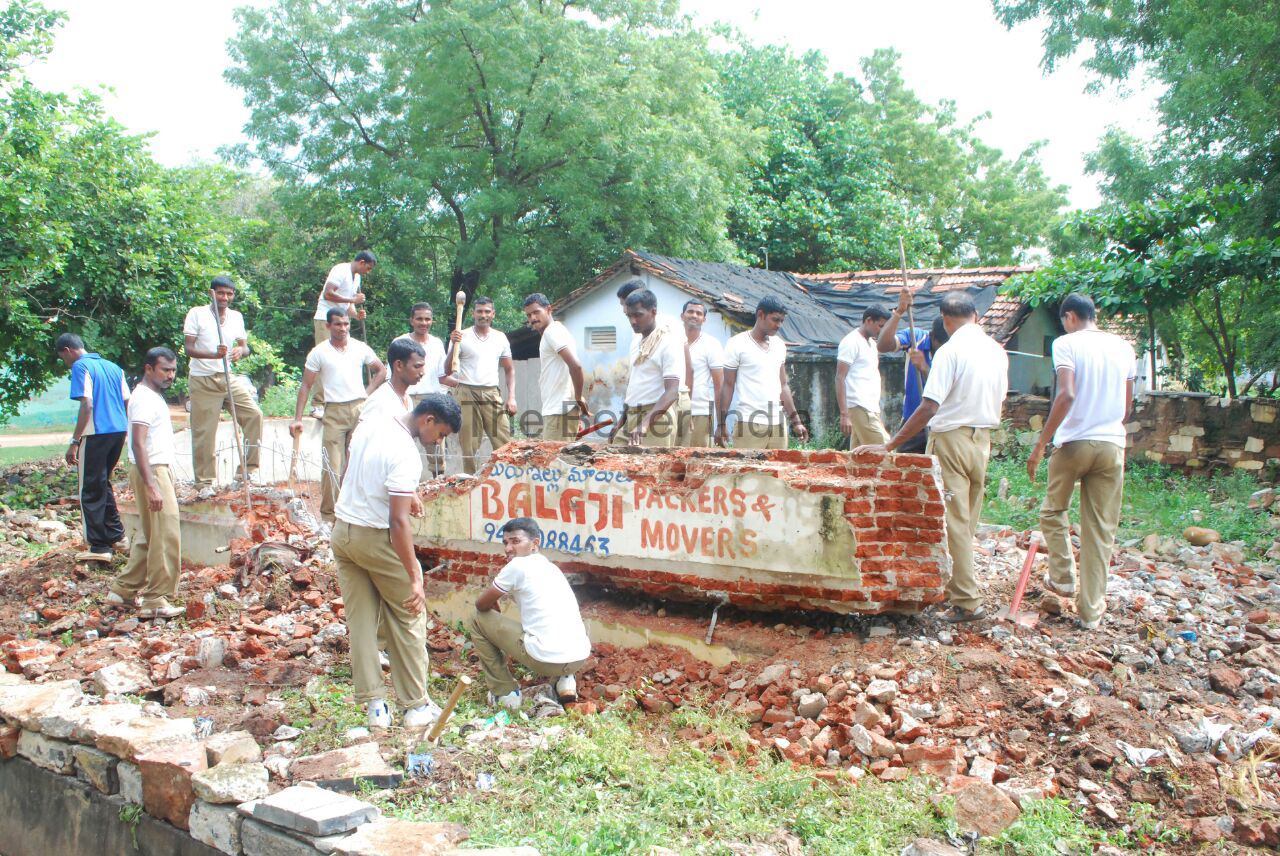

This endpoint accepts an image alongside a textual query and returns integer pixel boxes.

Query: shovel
[997,541,1040,627]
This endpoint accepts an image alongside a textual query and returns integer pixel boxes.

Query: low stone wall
[415,441,950,615]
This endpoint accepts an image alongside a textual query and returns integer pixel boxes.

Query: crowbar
[997,541,1040,627]
[576,417,614,440]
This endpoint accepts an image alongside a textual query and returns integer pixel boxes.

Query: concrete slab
[251,785,378,836]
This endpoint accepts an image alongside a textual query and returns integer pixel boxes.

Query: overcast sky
[29,0,1161,211]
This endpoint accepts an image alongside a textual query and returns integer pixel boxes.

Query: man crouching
[470,518,592,710]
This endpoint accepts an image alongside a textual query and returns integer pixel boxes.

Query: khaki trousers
[188,373,263,484]
[928,427,991,611]
[311,320,328,408]
[332,521,428,708]
[673,391,692,446]
[454,384,511,474]
[409,394,444,479]
[686,414,713,447]
[847,406,890,447]
[734,419,788,450]
[114,464,180,607]
[542,408,582,442]
[612,403,676,447]
[1040,440,1125,624]
[468,607,588,697]
[321,400,364,518]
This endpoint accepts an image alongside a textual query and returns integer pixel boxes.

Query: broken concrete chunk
[0,678,83,731]
[241,816,331,856]
[795,692,827,719]
[93,660,153,697]
[190,800,244,856]
[192,761,270,804]
[865,679,898,704]
[288,742,402,791]
[754,663,789,688]
[118,760,144,804]
[953,782,1021,836]
[900,840,965,856]
[331,819,469,855]
[17,729,76,773]
[252,785,379,836]
[205,729,263,766]
[95,715,197,760]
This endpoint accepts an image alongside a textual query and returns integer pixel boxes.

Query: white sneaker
[104,591,138,609]
[366,699,392,728]
[378,651,390,669]
[139,599,184,619]
[555,674,578,703]
[488,689,522,711]
[403,701,443,728]
[1042,571,1075,597]
[1079,617,1102,630]
[75,550,113,563]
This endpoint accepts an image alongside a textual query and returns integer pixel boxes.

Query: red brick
[137,741,207,830]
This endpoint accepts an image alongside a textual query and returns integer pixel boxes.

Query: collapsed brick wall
[1003,391,1280,478]
[415,442,949,615]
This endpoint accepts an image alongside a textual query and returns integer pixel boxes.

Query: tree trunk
[1145,304,1158,392]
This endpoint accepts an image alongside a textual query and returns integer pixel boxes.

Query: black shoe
[938,605,987,623]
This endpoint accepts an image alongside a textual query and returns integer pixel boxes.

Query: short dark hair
[387,337,425,368]
[523,293,551,309]
[499,517,542,542]
[682,299,706,313]
[930,316,950,350]
[863,305,892,323]
[939,291,977,319]
[410,302,433,316]
[326,307,349,324]
[1060,292,1097,322]
[144,346,177,368]
[756,296,786,317]
[412,393,462,433]
[210,275,235,292]
[616,280,645,301]
[474,295,494,308]
[54,333,84,353]
[624,288,657,312]
[354,250,376,265]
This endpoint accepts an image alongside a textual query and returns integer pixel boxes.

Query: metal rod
[898,237,917,394]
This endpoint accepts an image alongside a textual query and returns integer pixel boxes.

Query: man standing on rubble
[1028,293,1135,630]
[682,299,723,447]
[442,296,515,474]
[854,291,1007,623]
[183,276,263,485]
[56,333,130,564]
[716,296,809,449]
[395,303,448,477]
[836,305,893,447]
[111,347,184,619]
[310,251,376,416]
[333,393,461,728]
[616,281,692,441]
[292,308,386,522]
[523,293,589,441]
[608,288,682,447]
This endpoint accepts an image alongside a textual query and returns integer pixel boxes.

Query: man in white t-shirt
[443,296,515,474]
[112,347,184,619]
[681,299,724,447]
[1028,293,1136,630]
[183,276,264,485]
[523,293,588,441]
[717,297,809,449]
[608,289,682,447]
[395,302,448,477]
[854,291,1009,623]
[616,280,691,441]
[358,337,425,425]
[310,251,376,414]
[836,305,892,447]
[470,517,592,710]
[293,308,387,520]
[333,394,462,728]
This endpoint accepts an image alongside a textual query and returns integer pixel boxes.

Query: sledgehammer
[427,674,472,742]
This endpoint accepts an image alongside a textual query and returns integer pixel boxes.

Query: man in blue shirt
[877,290,950,454]
[56,334,131,563]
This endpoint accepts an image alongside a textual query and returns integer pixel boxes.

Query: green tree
[225,0,747,311]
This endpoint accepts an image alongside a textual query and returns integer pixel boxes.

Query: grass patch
[0,444,64,467]
[281,668,365,756]
[984,798,1105,855]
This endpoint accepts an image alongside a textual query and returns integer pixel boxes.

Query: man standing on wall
[877,289,947,454]
[524,293,588,441]
[716,297,809,449]
[310,251,376,416]
[293,308,386,521]
[836,306,893,448]
[443,296,515,474]
[396,303,448,477]
[682,299,724,447]
[1028,293,1135,630]
[183,276,264,485]
[608,289,682,447]
[616,280,692,441]
[854,292,1008,623]
[56,333,130,564]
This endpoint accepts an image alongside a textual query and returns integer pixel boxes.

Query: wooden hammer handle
[427,674,472,742]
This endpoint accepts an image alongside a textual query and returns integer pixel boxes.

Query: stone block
[191,800,245,855]
[0,679,84,731]
[206,730,264,766]
[1175,425,1205,437]
[0,724,18,758]
[332,820,469,855]
[138,740,208,830]
[289,743,402,791]
[252,785,378,836]
[241,817,327,856]
[119,760,144,804]
[1246,436,1264,453]
[95,715,197,760]
[17,729,76,773]
[93,660,153,696]
[73,744,120,794]
[1251,403,1276,423]
[1235,460,1264,470]
[1167,434,1194,453]
[47,702,143,744]
[953,782,1021,836]
[193,762,270,804]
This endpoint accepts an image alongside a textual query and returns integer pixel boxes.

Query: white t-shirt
[453,327,511,388]
[183,306,248,378]
[492,553,591,663]
[923,322,1009,432]
[722,332,787,426]
[625,328,682,407]
[395,334,447,396]
[335,416,422,529]
[126,384,176,467]
[314,263,360,321]
[304,339,379,404]
[686,333,724,417]
[836,329,882,413]
[358,382,410,424]
[538,320,578,416]
[1051,329,1137,448]
[659,313,689,394]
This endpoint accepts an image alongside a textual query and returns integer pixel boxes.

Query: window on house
[585,326,617,351]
